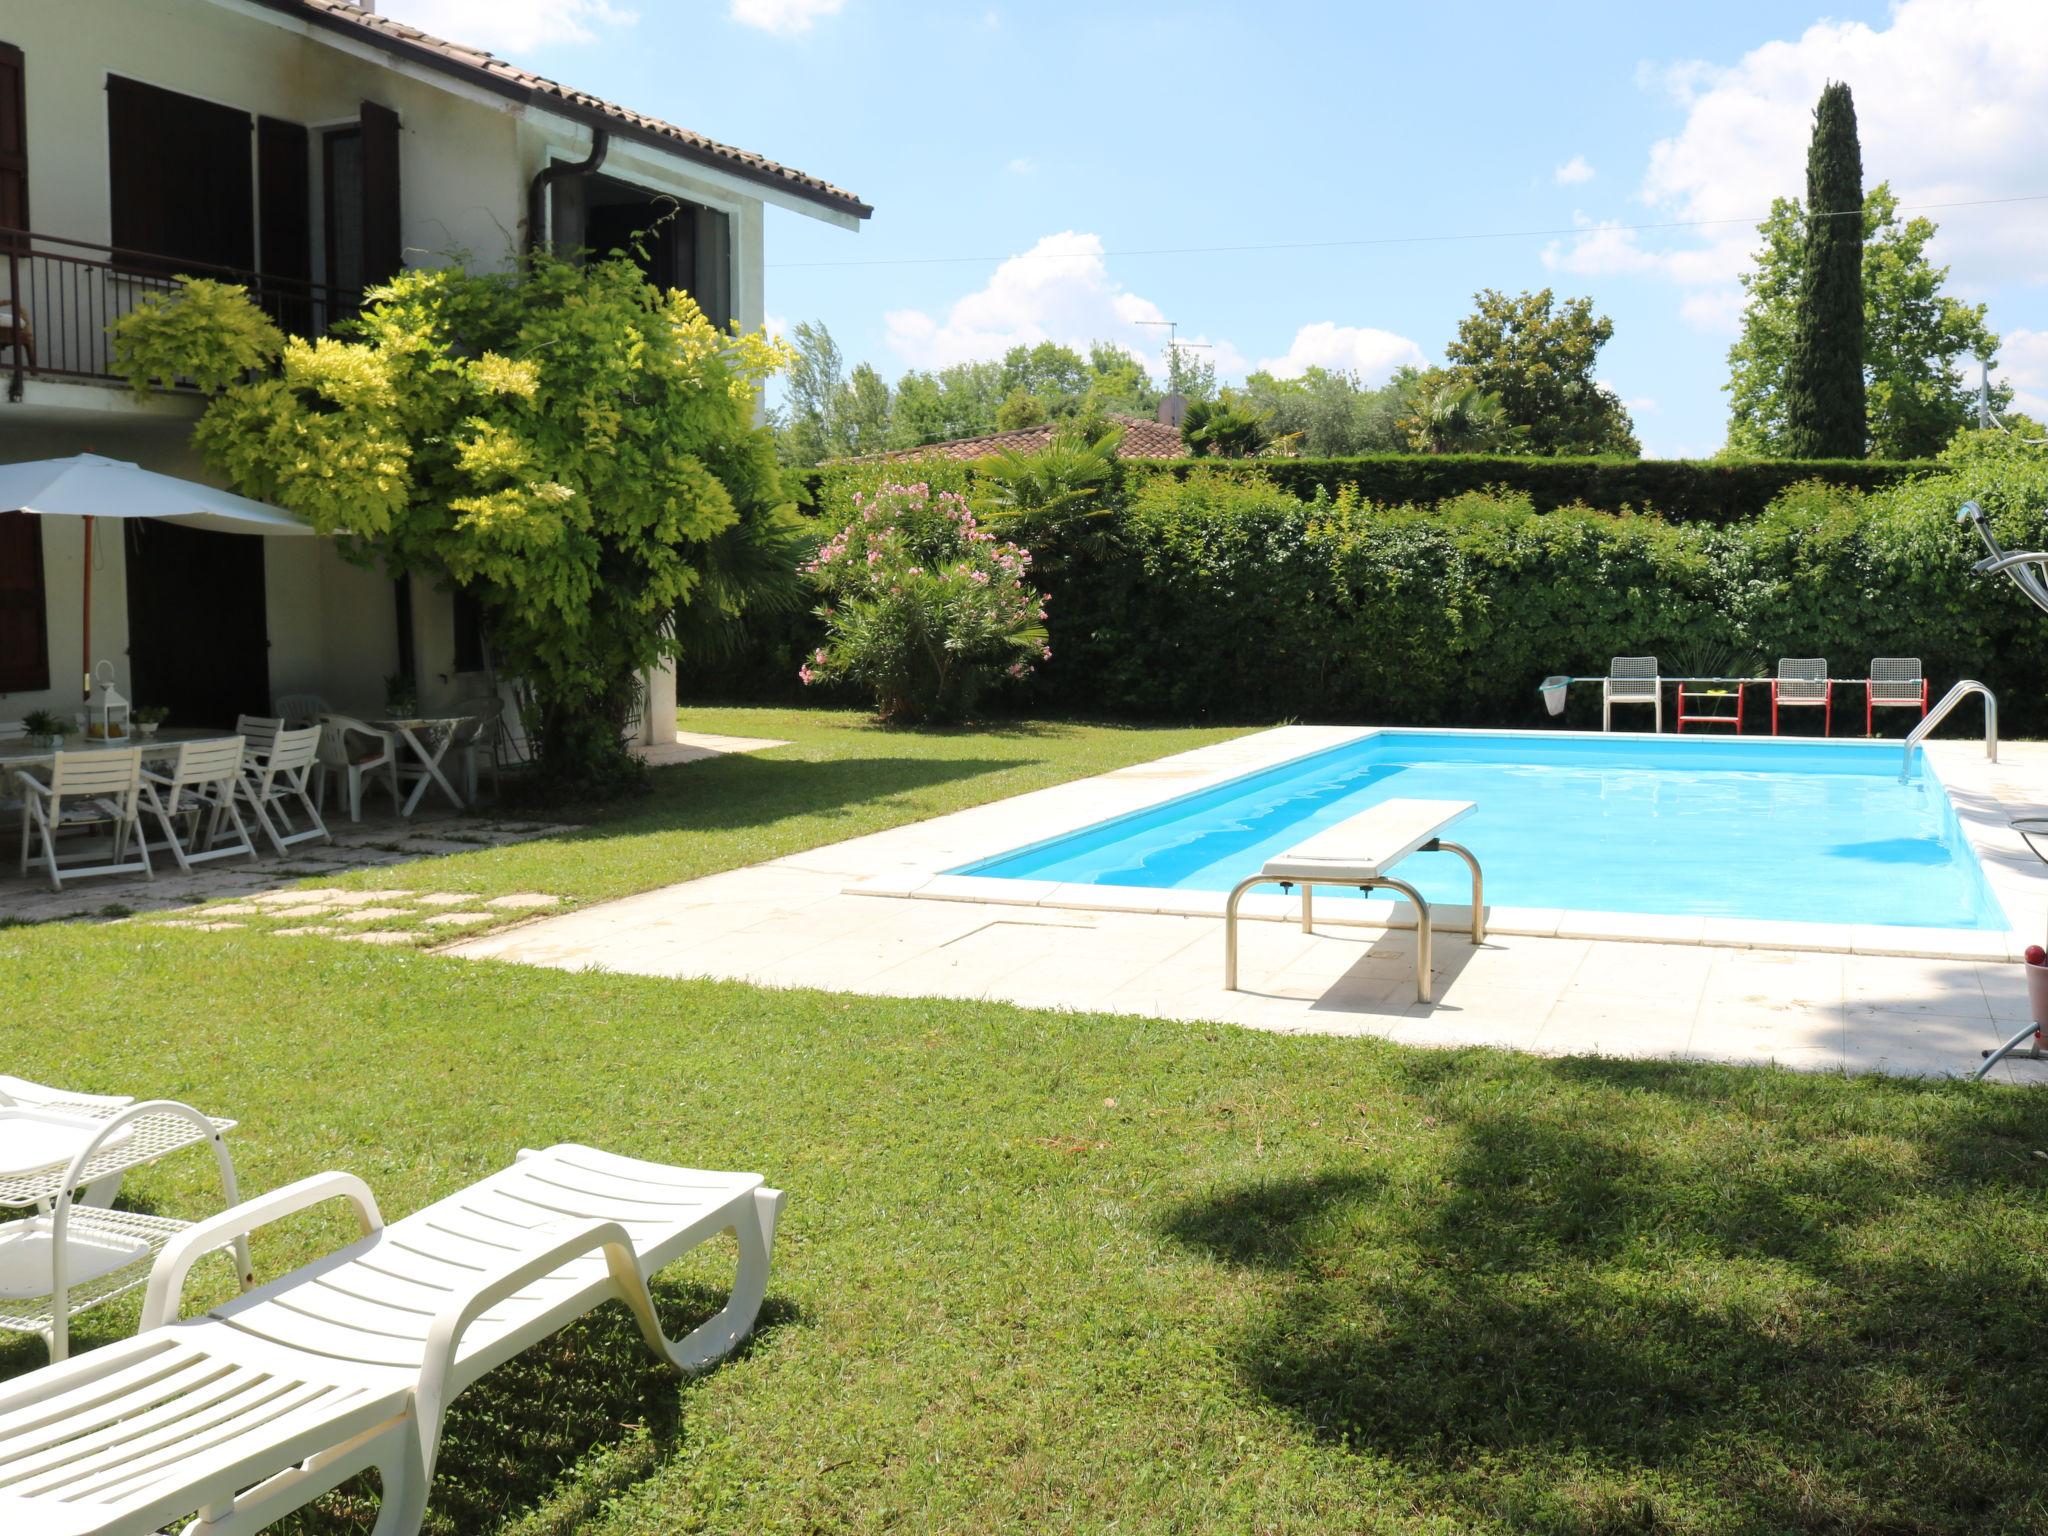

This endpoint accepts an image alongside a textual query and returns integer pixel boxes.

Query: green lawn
[321,707,1246,905]
[3,922,2046,1535]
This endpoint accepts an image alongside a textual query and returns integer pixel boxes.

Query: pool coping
[843,725,2043,963]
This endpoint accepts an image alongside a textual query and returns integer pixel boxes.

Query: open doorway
[124,522,270,729]
[562,173,730,328]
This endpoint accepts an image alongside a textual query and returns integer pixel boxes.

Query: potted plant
[134,705,169,739]
[383,673,420,719]
[20,709,66,750]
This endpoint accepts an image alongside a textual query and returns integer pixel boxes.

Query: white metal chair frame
[1772,657,1834,735]
[139,736,259,873]
[1602,656,1662,732]
[312,712,402,822]
[15,748,151,891]
[1867,657,1928,734]
[237,723,331,855]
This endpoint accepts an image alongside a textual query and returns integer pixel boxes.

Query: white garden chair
[15,748,151,891]
[0,1144,782,1536]
[448,692,511,799]
[139,735,258,873]
[236,722,331,855]
[1866,657,1928,735]
[233,712,285,759]
[312,712,401,821]
[1601,656,1661,732]
[1771,657,1834,736]
[273,692,330,727]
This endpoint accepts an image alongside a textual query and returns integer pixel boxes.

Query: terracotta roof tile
[858,414,1186,464]
[259,0,870,219]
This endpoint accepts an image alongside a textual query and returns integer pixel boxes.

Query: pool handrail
[1901,680,1996,781]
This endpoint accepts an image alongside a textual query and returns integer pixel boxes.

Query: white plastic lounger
[0,1144,782,1536]
[1224,798,1484,1004]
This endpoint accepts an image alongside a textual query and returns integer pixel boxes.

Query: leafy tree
[1726,183,2004,459]
[1240,365,1408,456]
[1182,392,1271,457]
[1442,288,1638,455]
[888,360,1007,448]
[1783,81,1867,458]
[779,320,847,467]
[996,388,1051,431]
[1081,343,1161,418]
[1165,344,1219,404]
[1000,342,1091,415]
[1397,368,1518,453]
[112,254,802,794]
[839,362,893,459]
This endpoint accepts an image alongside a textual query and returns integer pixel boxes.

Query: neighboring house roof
[245,0,872,220]
[858,414,1187,464]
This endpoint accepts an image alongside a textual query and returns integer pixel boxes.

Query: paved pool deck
[451,728,2048,1083]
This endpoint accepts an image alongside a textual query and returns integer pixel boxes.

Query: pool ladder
[1899,680,1997,782]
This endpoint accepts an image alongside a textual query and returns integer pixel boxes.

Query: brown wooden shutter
[107,76,253,270]
[0,510,49,694]
[257,116,310,332]
[0,42,26,242]
[360,100,401,284]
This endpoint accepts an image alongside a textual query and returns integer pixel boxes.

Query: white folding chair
[140,736,259,872]
[16,748,151,891]
[1602,656,1661,732]
[1867,657,1928,736]
[236,723,331,855]
[1772,657,1834,736]
[234,713,285,759]
[448,693,509,799]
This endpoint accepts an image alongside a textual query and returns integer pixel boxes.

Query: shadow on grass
[1163,1077,2048,1534]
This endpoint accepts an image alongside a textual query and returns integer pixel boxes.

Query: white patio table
[0,725,242,772]
[0,1098,245,1359]
[365,713,470,815]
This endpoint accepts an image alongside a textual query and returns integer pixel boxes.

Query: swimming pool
[952,731,2008,931]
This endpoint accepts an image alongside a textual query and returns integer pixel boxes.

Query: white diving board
[1224,797,1485,1003]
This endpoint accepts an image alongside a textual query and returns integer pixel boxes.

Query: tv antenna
[1135,319,1212,358]
[1975,357,2045,444]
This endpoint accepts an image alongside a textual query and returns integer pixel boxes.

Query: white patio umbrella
[0,453,315,698]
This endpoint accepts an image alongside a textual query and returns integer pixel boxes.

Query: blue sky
[387,0,2048,457]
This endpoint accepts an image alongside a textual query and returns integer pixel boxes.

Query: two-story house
[0,0,868,737]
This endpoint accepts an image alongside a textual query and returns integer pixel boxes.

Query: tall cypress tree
[1784,81,1867,458]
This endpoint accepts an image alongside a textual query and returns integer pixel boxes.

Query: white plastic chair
[140,735,258,872]
[1602,656,1661,732]
[448,692,510,799]
[236,723,331,855]
[15,748,151,891]
[312,712,401,821]
[0,1145,782,1536]
[273,692,331,728]
[1771,657,1834,735]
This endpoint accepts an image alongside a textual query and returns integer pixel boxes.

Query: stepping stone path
[149,889,567,948]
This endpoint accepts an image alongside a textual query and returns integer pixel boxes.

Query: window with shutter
[0,511,49,694]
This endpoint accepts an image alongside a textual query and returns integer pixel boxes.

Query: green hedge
[694,437,2048,731]
[799,453,1938,523]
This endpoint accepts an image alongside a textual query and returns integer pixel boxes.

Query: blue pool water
[954,732,2007,930]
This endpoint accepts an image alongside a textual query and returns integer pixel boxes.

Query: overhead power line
[765,192,2048,272]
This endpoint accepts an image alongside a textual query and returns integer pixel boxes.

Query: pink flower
[798,664,815,685]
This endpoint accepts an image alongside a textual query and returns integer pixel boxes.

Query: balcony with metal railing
[0,229,359,403]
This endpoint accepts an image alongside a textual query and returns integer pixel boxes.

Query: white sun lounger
[1224,798,1484,1003]
[0,1144,782,1536]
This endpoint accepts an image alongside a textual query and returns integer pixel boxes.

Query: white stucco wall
[0,0,831,731]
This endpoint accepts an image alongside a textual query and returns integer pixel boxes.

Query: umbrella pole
[80,514,93,700]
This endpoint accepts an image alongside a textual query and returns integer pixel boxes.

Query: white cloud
[1998,328,2048,418]
[1554,155,1596,185]
[1007,157,1037,176]
[378,0,634,51]
[883,231,1250,378]
[1547,0,2048,331]
[763,313,790,342]
[729,0,845,34]
[1253,322,1425,384]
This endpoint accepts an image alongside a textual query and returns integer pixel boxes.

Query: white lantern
[89,660,130,741]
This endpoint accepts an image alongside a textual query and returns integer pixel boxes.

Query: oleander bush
[697,433,2048,733]
[802,481,1048,724]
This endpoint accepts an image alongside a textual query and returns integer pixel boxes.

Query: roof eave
[239,0,873,222]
